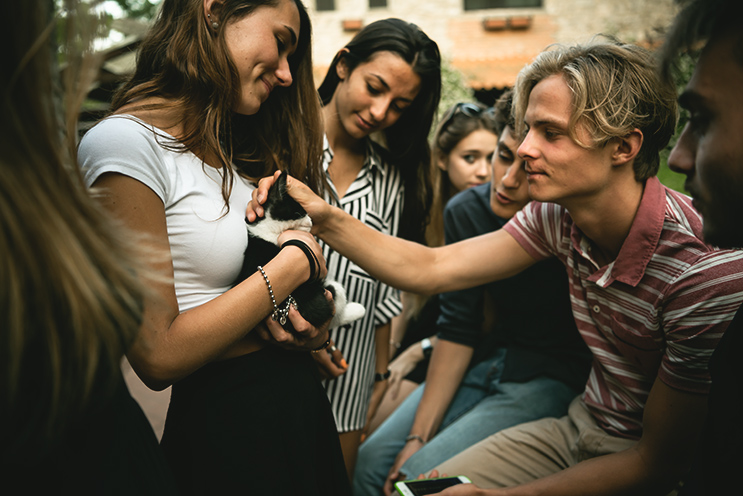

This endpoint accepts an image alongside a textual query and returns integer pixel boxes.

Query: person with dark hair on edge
[661,1,743,494]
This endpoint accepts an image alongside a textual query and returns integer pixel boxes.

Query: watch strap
[374,369,391,382]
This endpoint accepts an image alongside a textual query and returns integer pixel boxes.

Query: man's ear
[335,49,351,81]
[611,129,643,167]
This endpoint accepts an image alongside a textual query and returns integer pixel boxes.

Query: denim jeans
[352,349,581,496]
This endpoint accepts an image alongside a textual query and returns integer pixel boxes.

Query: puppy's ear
[274,171,289,198]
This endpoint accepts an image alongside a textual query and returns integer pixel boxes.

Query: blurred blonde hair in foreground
[0,0,147,457]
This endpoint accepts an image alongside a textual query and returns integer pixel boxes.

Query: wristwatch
[374,369,391,382]
[421,337,433,359]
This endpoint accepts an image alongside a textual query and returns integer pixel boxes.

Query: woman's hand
[246,171,333,234]
[256,290,334,351]
[387,341,426,400]
[312,340,349,379]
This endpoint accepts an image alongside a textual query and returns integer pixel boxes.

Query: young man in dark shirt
[661,1,743,493]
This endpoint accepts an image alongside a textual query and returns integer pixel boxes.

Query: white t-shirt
[79,115,255,312]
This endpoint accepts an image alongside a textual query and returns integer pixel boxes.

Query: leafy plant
[657,51,697,194]
[110,0,160,19]
[438,57,476,117]
[431,58,475,140]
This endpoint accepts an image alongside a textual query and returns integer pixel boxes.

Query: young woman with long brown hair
[308,18,442,478]
[78,1,349,494]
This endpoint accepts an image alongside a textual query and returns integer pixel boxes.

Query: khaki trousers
[434,395,637,488]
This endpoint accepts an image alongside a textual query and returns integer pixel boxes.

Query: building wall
[307,0,679,89]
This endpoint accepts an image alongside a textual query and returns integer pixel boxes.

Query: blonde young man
[247,38,743,495]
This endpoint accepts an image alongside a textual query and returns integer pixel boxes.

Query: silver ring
[328,345,337,353]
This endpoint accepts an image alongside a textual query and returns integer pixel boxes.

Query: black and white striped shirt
[320,135,404,432]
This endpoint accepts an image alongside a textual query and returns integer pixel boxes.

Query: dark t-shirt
[436,183,591,391]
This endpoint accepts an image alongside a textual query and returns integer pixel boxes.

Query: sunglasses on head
[440,102,495,132]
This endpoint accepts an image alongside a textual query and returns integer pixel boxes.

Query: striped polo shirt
[504,176,743,440]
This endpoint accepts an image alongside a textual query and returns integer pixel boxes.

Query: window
[369,0,387,7]
[316,0,335,11]
[464,0,542,11]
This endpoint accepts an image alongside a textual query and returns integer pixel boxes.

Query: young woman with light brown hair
[78,0,349,494]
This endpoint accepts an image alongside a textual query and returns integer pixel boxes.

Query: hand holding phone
[394,476,471,496]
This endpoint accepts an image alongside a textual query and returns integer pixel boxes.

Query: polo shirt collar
[572,176,666,288]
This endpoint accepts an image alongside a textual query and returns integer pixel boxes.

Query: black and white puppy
[237,172,365,332]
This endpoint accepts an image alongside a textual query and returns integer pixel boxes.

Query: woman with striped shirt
[313,18,442,479]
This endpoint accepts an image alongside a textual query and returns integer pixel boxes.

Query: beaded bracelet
[257,265,296,326]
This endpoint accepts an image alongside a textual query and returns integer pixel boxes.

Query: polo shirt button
[592,305,600,313]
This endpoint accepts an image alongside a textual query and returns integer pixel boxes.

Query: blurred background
[85,0,687,191]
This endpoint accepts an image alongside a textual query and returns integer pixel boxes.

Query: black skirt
[160,346,350,496]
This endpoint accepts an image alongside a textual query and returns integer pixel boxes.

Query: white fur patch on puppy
[325,280,366,327]
[248,214,313,245]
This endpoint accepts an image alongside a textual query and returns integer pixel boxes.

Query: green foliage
[431,58,475,139]
[111,0,161,19]
[56,1,112,61]
[657,159,687,193]
[657,51,698,194]
[438,57,475,115]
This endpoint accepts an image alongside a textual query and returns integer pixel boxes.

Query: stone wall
[307,0,679,88]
